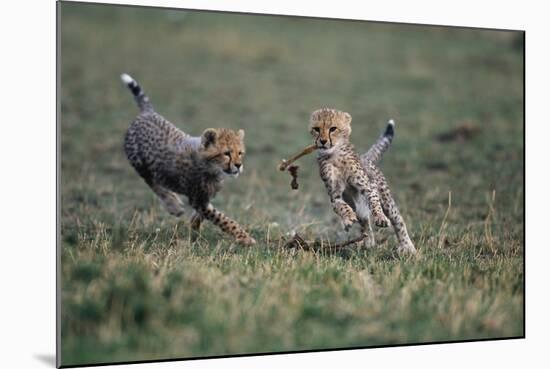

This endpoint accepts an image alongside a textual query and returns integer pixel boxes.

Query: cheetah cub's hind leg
[151,184,185,217]
[379,185,416,254]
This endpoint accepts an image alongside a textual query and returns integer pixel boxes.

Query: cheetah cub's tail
[361,119,395,164]
[120,73,154,113]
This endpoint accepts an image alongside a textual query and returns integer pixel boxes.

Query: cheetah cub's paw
[397,241,416,255]
[165,204,185,217]
[161,193,185,217]
[342,213,359,232]
[237,235,257,246]
[373,213,390,228]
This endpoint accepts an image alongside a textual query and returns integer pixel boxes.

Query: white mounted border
[1,1,548,369]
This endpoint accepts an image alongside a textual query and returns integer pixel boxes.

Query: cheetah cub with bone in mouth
[310,108,416,254]
[121,73,256,245]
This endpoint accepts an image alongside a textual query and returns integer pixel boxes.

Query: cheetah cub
[121,73,256,245]
[310,108,416,253]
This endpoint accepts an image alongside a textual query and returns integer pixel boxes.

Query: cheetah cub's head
[200,128,246,177]
[309,108,352,152]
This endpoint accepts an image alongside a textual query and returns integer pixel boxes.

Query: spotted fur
[121,73,255,245]
[309,108,416,253]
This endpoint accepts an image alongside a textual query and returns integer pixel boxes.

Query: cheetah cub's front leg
[348,172,389,228]
[320,162,358,231]
[198,204,256,246]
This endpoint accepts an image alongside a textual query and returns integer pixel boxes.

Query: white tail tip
[120,73,134,85]
[388,119,395,126]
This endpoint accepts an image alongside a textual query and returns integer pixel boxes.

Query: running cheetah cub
[121,73,256,245]
[310,108,416,253]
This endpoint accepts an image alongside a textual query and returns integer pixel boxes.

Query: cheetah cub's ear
[343,112,352,125]
[238,129,245,141]
[201,128,217,148]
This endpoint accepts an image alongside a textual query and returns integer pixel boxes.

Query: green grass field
[59,3,524,366]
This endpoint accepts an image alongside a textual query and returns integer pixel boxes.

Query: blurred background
[60,2,523,366]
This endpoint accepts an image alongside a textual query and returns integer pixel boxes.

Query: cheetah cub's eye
[224,151,231,157]
[238,151,243,156]
[313,127,320,133]
[329,127,337,132]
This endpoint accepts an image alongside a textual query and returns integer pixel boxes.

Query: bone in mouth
[278,144,317,171]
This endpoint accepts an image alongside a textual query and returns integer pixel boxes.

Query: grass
[59,2,524,367]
